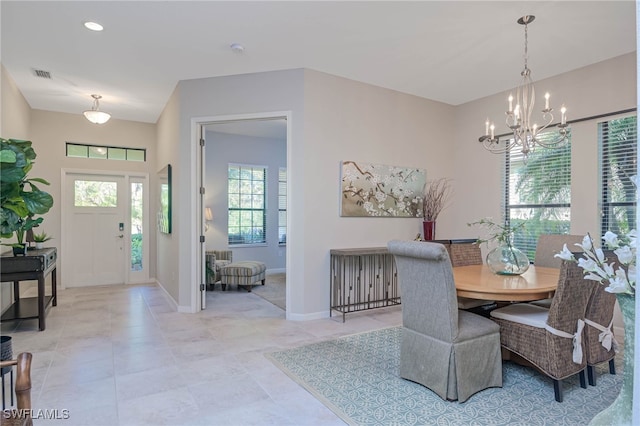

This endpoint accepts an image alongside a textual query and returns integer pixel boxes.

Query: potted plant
[0,138,54,255]
[468,217,529,275]
[32,231,53,250]
[422,178,452,240]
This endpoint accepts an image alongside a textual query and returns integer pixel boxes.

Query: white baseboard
[286,310,330,321]
[154,278,179,312]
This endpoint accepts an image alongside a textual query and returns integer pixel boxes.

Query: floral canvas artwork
[340,161,425,217]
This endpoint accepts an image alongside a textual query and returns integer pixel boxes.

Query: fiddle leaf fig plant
[0,138,54,247]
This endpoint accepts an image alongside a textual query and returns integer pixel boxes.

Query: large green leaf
[0,167,26,183]
[2,199,29,217]
[23,191,54,214]
[0,150,16,163]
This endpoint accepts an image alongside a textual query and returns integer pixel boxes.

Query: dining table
[453,264,560,302]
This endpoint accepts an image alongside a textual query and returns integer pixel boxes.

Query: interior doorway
[197,113,290,313]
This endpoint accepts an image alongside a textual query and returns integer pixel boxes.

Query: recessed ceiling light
[84,21,104,32]
[230,43,245,53]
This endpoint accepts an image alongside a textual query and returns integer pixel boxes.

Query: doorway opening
[196,112,290,315]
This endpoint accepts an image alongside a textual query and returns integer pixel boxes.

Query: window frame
[227,163,267,246]
[599,114,637,235]
[503,134,572,261]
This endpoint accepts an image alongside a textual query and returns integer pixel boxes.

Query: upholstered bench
[219,261,267,292]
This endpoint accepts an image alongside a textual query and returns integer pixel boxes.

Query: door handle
[117,234,124,239]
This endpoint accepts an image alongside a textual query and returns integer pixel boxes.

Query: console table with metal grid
[330,247,399,322]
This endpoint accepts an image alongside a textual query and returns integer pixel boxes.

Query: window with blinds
[228,164,267,245]
[600,115,637,235]
[278,168,287,245]
[504,133,572,260]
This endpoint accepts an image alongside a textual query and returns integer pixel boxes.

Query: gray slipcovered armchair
[387,240,503,402]
[205,250,233,289]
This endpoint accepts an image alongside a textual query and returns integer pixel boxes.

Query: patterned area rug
[252,272,286,310]
[266,326,622,425]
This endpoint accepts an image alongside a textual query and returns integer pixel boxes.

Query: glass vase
[589,293,634,425]
[486,243,530,275]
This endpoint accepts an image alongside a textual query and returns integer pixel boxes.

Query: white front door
[63,172,148,287]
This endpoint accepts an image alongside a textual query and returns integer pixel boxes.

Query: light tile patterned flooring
[1,281,402,425]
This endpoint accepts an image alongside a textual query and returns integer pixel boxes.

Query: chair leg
[553,379,563,402]
[609,359,616,375]
[579,369,587,389]
[587,365,596,386]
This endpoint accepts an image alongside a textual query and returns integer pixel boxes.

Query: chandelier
[479,15,569,158]
[83,94,111,124]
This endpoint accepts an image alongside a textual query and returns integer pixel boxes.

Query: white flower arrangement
[554,230,636,297]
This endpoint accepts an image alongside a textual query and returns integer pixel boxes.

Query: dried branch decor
[422,178,452,221]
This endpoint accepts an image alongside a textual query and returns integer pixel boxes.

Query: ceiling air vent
[32,69,52,79]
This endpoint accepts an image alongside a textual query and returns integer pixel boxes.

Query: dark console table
[1,247,57,331]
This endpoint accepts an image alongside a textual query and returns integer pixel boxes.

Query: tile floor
[1,279,402,425]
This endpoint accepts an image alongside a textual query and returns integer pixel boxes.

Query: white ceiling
[1,1,636,124]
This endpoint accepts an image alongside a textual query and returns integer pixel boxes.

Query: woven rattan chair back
[534,234,584,268]
[546,260,594,341]
[448,240,482,267]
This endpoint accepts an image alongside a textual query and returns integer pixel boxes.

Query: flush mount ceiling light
[230,43,245,53]
[83,94,111,124]
[83,21,104,31]
[479,15,569,159]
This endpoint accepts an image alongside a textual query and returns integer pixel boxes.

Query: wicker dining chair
[0,352,33,426]
[530,234,584,308]
[448,239,496,313]
[490,259,592,402]
[583,251,620,386]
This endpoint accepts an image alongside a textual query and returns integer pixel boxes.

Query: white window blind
[600,115,637,235]
[504,133,572,260]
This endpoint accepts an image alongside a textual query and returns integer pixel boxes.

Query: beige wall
[1,64,31,139]
[302,70,455,315]
[155,84,181,304]
[1,65,32,312]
